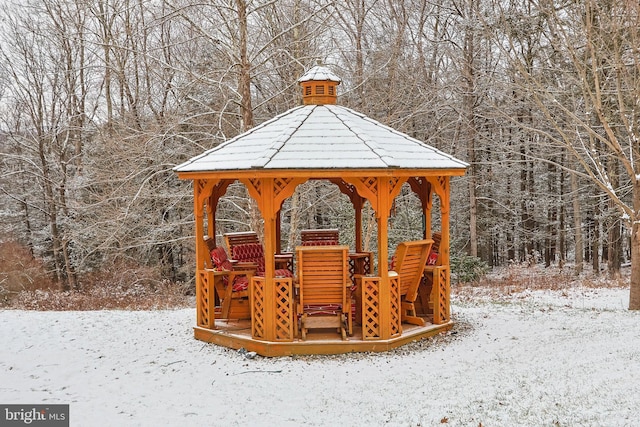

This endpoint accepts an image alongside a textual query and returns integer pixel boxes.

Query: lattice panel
[247,178,262,197]
[274,278,295,342]
[197,271,211,328]
[433,267,450,324]
[360,177,378,195]
[362,278,381,340]
[348,254,371,283]
[273,178,293,197]
[348,260,355,282]
[389,275,401,337]
[251,277,266,339]
[388,177,401,197]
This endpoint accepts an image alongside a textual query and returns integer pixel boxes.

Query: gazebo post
[194,179,216,330]
[206,195,215,243]
[424,186,433,239]
[260,178,277,341]
[376,178,392,339]
[433,177,451,266]
[194,180,206,328]
[275,210,282,254]
[430,176,451,325]
[354,196,363,252]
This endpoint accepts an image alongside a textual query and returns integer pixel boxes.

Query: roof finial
[298,63,341,105]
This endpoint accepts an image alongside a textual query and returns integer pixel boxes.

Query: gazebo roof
[173,104,468,173]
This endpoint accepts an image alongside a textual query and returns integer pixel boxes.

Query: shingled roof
[174,104,467,172]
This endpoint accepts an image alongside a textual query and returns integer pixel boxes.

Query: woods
[0,0,638,309]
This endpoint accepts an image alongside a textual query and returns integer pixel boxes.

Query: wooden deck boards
[194,320,453,357]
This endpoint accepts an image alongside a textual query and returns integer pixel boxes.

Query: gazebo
[174,65,468,356]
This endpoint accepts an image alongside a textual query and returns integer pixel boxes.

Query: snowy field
[1,286,638,426]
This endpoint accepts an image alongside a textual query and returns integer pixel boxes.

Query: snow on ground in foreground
[1,287,639,427]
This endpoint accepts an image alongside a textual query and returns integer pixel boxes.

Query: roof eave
[175,167,468,181]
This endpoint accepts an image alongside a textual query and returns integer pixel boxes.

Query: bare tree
[496,0,640,308]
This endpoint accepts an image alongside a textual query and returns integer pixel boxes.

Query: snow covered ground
[1,286,638,426]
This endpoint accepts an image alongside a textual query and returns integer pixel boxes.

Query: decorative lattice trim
[251,278,266,339]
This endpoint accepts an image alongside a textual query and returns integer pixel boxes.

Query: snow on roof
[174,104,468,173]
[297,65,342,83]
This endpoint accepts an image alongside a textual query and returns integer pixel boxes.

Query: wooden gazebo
[174,65,468,356]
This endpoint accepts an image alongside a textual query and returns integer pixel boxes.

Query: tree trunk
[607,161,622,279]
[461,0,478,258]
[631,187,640,309]
[571,172,584,275]
[236,0,253,132]
[631,227,640,309]
[592,198,600,275]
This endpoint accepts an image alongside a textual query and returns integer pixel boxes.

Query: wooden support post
[262,178,277,341]
[276,210,282,254]
[377,178,391,339]
[194,180,212,329]
[206,195,215,245]
[354,197,363,253]
[440,177,451,267]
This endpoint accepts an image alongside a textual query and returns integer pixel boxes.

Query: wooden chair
[300,228,339,246]
[296,245,351,340]
[224,231,293,275]
[391,239,434,326]
[205,238,254,320]
[418,232,442,315]
[230,242,293,278]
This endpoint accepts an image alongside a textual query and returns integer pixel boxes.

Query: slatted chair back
[224,231,260,255]
[296,245,350,339]
[392,239,433,302]
[231,242,293,278]
[300,228,339,246]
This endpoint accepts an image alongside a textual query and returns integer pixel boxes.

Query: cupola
[297,63,341,105]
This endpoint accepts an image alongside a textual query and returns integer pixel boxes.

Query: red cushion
[232,276,249,292]
[427,251,438,266]
[303,304,341,316]
[210,246,233,271]
[232,243,266,273]
[233,243,294,277]
[210,246,249,292]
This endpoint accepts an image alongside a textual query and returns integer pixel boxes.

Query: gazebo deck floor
[194,320,453,357]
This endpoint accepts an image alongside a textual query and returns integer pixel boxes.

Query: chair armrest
[275,252,293,258]
[204,268,230,277]
[234,262,258,272]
